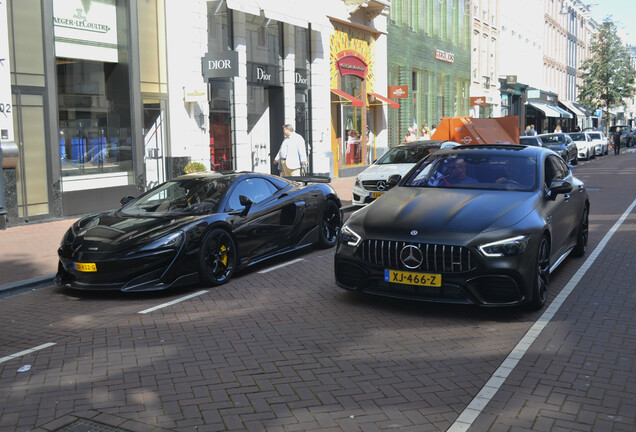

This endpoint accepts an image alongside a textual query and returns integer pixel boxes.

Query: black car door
[543,155,577,260]
[226,177,304,260]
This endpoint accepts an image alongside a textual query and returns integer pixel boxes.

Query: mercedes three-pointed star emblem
[400,245,423,269]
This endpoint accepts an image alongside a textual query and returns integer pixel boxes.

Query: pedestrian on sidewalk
[404,127,416,143]
[612,126,621,155]
[274,124,307,176]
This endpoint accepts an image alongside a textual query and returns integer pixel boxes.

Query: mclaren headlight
[340,224,362,247]
[479,235,530,257]
[138,231,185,252]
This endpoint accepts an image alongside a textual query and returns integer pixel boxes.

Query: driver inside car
[446,157,478,185]
[495,158,536,188]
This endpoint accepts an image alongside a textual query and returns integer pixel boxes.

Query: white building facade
[469,0,500,118]
[1,0,392,228]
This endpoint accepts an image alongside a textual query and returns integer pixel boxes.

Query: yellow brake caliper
[220,244,228,266]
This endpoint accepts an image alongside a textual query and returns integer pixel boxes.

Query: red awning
[368,92,400,109]
[330,89,363,107]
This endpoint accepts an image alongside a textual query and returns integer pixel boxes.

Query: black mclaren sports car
[56,172,342,291]
[335,145,589,310]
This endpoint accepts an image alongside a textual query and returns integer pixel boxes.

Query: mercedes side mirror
[547,179,572,199]
[388,174,402,188]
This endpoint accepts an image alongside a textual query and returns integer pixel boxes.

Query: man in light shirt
[275,124,307,176]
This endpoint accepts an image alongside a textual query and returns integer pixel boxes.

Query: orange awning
[330,89,363,107]
[368,92,400,109]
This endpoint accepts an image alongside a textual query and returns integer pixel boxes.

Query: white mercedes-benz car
[586,131,609,156]
[352,140,458,206]
[569,132,596,160]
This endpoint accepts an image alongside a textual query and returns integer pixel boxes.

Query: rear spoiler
[284,175,331,184]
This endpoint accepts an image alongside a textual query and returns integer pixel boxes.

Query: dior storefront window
[207,0,235,172]
[294,26,311,171]
[246,15,283,174]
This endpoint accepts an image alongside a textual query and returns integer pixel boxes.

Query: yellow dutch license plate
[385,269,441,287]
[74,262,97,272]
[370,192,384,199]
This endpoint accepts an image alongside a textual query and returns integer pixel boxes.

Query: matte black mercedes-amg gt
[335,145,589,310]
[56,172,341,291]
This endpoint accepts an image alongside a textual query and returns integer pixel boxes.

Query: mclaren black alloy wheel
[572,205,589,257]
[527,236,550,310]
[317,200,341,249]
[199,228,236,286]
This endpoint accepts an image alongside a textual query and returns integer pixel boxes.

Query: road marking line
[448,196,636,432]
[258,258,304,274]
[0,342,57,365]
[138,290,208,314]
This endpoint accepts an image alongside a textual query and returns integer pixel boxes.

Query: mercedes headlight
[479,235,530,257]
[340,224,362,247]
[354,176,362,188]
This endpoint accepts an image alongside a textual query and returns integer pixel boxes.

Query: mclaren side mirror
[238,195,253,216]
[120,196,135,206]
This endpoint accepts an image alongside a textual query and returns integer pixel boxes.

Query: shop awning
[225,0,260,16]
[574,102,592,116]
[331,89,363,107]
[257,0,308,27]
[551,105,573,119]
[526,101,561,118]
[368,92,400,109]
[560,100,592,117]
[560,100,585,117]
[226,0,333,32]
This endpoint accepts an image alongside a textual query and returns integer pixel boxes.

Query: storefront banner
[53,0,118,63]
[184,86,207,103]
[435,49,454,63]
[501,85,525,96]
[388,85,408,98]
[470,96,487,106]
[295,69,309,88]
[202,51,239,79]
[336,55,367,79]
[0,0,14,142]
[247,63,281,86]
[527,89,541,99]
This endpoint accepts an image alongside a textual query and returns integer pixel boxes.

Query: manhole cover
[55,419,129,432]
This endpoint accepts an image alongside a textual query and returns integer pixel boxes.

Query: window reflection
[57,59,133,177]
